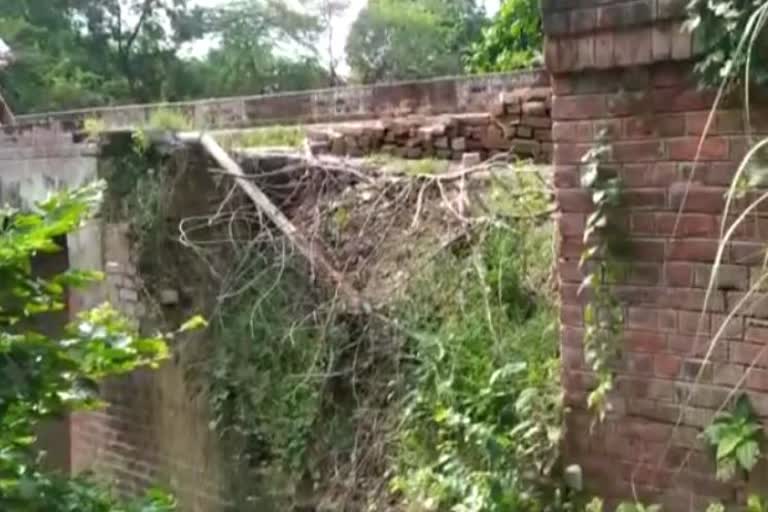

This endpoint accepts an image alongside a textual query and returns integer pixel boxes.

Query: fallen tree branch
[178,131,365,313]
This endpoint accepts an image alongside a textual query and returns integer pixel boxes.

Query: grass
[364,153,451,175]
[146,108,194,131]
[217,125,307,149]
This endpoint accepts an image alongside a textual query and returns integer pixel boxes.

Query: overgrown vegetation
[578,140,628,420]
[702,395,763,481]
[363,153,451,175]
[686,0,768,86]
[109,135,568,511]
[392,224,566,511]
[0,181,178,511]
[1,0,545,114]
[217,125,308,149]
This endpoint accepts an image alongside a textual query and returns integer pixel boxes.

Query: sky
[192,0,501,71]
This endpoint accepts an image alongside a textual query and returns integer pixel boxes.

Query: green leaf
[716,433,741,459]
[747,494,767,512]
[178,315,208,333]
[581,165,598,188]
[736,440,760,470]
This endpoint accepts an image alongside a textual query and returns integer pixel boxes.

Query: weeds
[207,249,328,508]
[365,153,451,175]
[218,125,307,149]
[146,108,193,131]
[392,223,567,511]
[702,395,762,481]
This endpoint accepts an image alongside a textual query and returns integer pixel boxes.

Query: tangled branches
[138,138,555,510]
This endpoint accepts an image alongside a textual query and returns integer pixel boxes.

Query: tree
[468,0,543,73]
[0,181,193,510]
[346,0,485,83]
[312,0,351,86]
[0,0,210,112]
[195,0,329,96]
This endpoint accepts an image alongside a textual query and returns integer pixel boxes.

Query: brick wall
[11,70,548,131]
[70,223,233,512]
[545,0,768,508]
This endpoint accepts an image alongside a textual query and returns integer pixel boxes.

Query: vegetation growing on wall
[106,130,574,511]
[578,140,628,421]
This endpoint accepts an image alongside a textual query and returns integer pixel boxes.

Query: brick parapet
[10,70,549,132]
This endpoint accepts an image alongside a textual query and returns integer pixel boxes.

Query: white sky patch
[187,0,500,74]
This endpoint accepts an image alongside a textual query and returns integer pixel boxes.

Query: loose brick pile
[306,87,552,162]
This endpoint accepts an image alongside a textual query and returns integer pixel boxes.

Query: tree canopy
[0,0,546,112]
[468,0,543,73]
[345,0,487,83]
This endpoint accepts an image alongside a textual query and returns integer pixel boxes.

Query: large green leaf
[736,440,760,470]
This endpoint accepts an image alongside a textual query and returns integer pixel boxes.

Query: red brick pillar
[544,0,768,508]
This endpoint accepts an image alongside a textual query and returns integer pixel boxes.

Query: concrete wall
[0,126,97,208]
[545,0,768,509]
[12,71,549,131]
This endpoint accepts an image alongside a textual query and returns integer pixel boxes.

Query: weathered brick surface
[545,0,768,507]
[70,224,234,512]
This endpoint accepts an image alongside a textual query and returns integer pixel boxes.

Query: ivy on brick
[578,138,630,421]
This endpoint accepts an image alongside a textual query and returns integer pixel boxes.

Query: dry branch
[178,131,365,312]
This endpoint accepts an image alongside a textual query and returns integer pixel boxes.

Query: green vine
[578,141,629,421]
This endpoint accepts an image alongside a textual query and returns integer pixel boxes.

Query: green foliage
[615,503,661,512]
[579,140,628,421]
[748,494,768,512]
[0,181,175,510]
[686,0,768,86]
[100,136,169,261]
[346,0,486,82]
[702,394,763,481]
[219,125,307,149]
[468,0,543,72]
[588,499,664,512]
[579,139,627,421]
[200,0,330,96]
[0,0,333,113]
[392,223,567,511]
[206,251,328,506]
[707,502,726,512]
[364,153,451,175]
[0,0,209,112]
[146,109,193,132]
